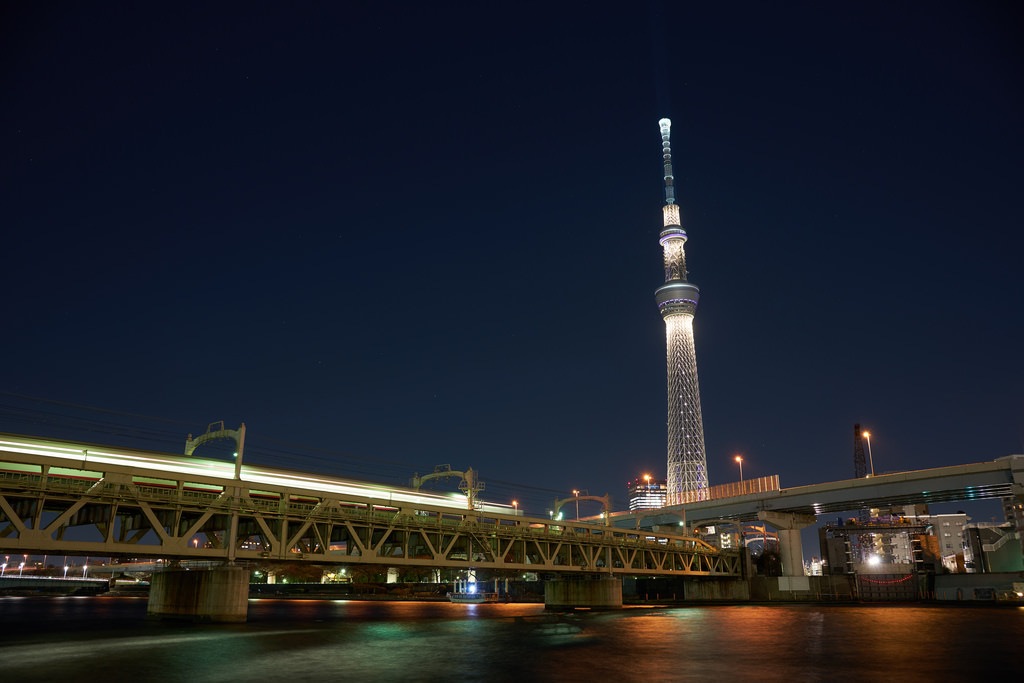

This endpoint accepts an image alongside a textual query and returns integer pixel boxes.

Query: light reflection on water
[0,597,1021,682]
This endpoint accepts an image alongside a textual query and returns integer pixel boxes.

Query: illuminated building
[654,118,708,504]
[1001,495,1024,561]
[627,476,667,511]
[933,512,970,573]
[817,511,979,575]
[818,518,931,575]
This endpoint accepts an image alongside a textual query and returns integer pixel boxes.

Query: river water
[0,597,1020,682]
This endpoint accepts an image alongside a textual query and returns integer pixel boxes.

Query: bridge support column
[1010,458,1024,562]
[147,566,249,623]
[544,575,622,610]
[758,511,817,577]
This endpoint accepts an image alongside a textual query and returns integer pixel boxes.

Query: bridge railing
[679,475,780,504]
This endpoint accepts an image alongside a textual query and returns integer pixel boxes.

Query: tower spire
[654,118,708,505]
[660,118,676,205]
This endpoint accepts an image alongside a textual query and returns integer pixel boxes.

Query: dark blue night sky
[2,2,1021,516]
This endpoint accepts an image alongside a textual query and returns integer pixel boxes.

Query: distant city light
[628,476,667,511]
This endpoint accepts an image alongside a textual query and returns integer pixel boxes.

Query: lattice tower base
[665,313,708,505]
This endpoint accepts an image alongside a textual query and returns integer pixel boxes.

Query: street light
[0,563,6,577]
[862,430,875,476]
[18,562,25,577]
[734,455,744,481]
[572,489,580,520]
[512,500,518,516]
[63,565,69,579]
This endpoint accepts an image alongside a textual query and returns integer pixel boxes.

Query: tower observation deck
[654,118,708,504]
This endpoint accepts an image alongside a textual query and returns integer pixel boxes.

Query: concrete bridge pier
[544,575,622,610]
[147,566,250,622]
[758,511,817,577]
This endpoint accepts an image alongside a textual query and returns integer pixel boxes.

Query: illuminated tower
[654,118,708,505]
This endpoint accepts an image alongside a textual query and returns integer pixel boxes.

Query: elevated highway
[613,455,1024,527]
[611,455,1024,577]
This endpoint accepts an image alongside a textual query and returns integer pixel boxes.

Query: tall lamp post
[734,455,744,481]
[512,500,518,516]
[572,489,580,520]
[862,430,875,476]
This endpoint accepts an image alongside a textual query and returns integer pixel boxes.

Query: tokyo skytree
[654,118,708,504]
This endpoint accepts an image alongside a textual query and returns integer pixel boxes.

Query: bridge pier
[758,511,816,577]
[147,566,249,622]
[544,575,622,610]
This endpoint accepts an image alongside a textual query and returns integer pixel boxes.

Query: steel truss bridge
[0,433,741,578]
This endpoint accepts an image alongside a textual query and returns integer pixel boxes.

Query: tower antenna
[659,118,675,205]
